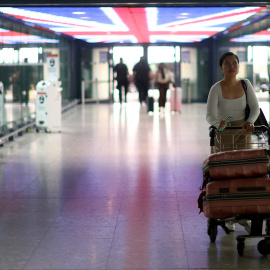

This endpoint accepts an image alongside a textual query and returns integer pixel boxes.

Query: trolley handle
[209,125,270,147]
[209,125,269,132]
[225,125,269,132]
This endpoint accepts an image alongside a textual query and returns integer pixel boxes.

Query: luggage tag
[218,116,233,132]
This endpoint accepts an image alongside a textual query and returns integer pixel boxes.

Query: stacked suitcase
[198,147,270,256]
[200,149,270,219]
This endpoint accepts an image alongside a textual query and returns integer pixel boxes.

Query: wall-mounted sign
[46,54,59,82]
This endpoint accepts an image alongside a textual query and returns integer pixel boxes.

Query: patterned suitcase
[202,177,270,219]
[202,149,270,180]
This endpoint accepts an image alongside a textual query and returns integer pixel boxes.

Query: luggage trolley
[199,125,270,256]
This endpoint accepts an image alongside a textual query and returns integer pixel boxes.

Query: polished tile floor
[0,101,270,270]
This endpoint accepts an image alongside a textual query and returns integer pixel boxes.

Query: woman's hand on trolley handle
[217,119,254,133]
[218,116,233,131]
[242,121,254,133]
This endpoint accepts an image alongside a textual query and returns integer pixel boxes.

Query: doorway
[112,46,143,102]
[112,45,180,103]
[148,46,179,101]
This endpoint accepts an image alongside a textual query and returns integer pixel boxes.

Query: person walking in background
[155,63,175,113]
[21,58,35,105]
[114,57,129,104]
[11,69,21,102]
[133,57,152,105]
[206,51,260,232]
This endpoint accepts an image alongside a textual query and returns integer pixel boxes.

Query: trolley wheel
[207,220,218,243]
[237,239,245,257]
[265,220,270,235]
[257,239,270,256]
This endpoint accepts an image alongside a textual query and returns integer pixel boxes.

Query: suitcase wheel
[237,239,245,256]
[257,238,270,256]
[207,219,218,243]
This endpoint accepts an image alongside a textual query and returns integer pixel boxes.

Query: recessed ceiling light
[72,12,86,15]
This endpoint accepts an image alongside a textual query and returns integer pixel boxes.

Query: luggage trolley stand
[36,80,62,133]
[205,125,270,256]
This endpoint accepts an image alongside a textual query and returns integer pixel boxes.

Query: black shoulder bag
[241,79,269,127]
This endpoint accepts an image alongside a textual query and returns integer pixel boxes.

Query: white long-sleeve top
[155,69,174,84]
[206,79,259,127]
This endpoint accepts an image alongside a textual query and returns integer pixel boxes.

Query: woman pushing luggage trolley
[199,51,270,256]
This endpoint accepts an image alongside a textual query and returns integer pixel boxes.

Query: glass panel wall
[0,14,73,132]
[81,47,111,103]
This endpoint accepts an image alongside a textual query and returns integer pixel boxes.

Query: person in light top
[155,63,175,112]
[206,52,259,135]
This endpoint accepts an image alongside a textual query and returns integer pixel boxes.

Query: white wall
[181,47,198,101]
[92,48,109,100]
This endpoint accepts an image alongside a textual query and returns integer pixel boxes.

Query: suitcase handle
[237,187,266,192]
[219,187,266,193]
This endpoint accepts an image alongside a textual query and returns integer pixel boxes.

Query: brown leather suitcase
[202,149,270,180]
[202,177,270,219]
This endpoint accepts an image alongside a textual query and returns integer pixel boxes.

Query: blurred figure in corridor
[114,57,129,104]
[155,63,175,113]
[133,57,153,105]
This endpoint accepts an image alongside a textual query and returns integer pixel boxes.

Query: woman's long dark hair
[219,52,239,68]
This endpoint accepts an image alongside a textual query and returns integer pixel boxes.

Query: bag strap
[241,79,248,104]
[241,80,269,127]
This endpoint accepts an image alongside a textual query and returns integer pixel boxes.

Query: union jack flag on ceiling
[0,6,265,44]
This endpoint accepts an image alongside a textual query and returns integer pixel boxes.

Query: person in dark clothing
[20,58,35,105]
[132,57,152,104]
[114,58,129,103]
[11,69,21,102]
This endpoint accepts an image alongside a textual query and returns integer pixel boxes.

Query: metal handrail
[81,79,113,105]
[0,100,79,146]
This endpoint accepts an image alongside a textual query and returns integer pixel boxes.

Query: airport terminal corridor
[0,102,270,269]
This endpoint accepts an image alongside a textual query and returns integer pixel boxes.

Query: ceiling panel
[230,29,270,42]
[0,6,266,44]
[0,0,268,7]
[0,29,59,44]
